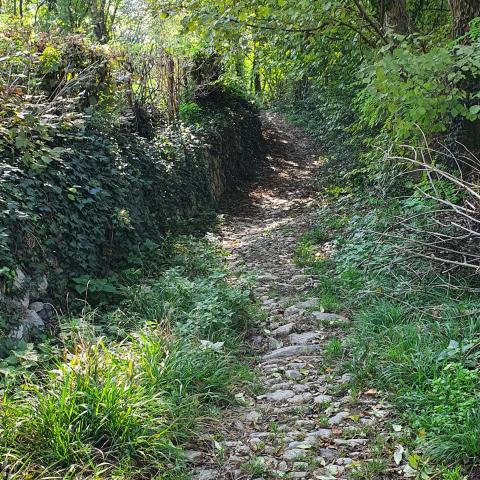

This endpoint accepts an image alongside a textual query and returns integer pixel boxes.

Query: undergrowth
[0,236,257,479]
[296,192,480,476]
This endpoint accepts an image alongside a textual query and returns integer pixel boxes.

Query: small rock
[277,460,289,471]
[283,448,305,460]
[314,394,332,405]
[337,457,353,465]
[268,337,284,349]
[271,322,295,337]
[334,438,367,447]
[288,392,312,404]
[294,298,318,309]
[13,268,27,290]
[29,301,44,313]
[293,462,308,471]
[328,411,350,426]
[286,369,303,380]
[289,331,319,345]
[22,310,44,328]
[291,275,308,285]
[306,429,332,440]
[338,373,353,384]
[266,389,295,402]
[9,325,24,340]
[284,305,301,317]
[317,448,338,461]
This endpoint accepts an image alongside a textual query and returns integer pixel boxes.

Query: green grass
[0,237,256,478]
[296,194,480,473]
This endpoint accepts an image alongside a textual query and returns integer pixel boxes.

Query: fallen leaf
[394,444,404,465]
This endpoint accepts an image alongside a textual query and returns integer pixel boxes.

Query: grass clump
[0,236,255,478]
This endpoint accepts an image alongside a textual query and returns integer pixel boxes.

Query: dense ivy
[0,90,261,299]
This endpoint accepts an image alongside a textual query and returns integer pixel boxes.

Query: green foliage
[359,36,480,141]
[179,101,203,124]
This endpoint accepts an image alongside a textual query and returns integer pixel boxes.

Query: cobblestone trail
[189,114,394,480]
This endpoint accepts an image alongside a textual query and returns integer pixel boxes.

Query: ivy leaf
[469,105,480,115]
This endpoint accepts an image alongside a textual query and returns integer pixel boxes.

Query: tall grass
[0,237,256,478]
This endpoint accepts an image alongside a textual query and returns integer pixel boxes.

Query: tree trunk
[448,0,480,38]
[384,0,409,34]
[91,0,109,44]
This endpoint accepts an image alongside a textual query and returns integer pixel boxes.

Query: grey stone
[22,310,44,328]
[13,268,26,289]
[289,331,319,345]
[9,325,24,340]
[317,448,338,461]
[338,373,353,384]
[29,301,44,313]
[271,322,295,337]
[334,438,367,447]
[294,298,318,309]
[263,344,321,360]
[268,336,283,349]
[283,448,306,460]
[288,392,312,404]
[286,369,302,380]
[192,469,219,480]
[266,389,295,402]
[284,305,301,317]
[314,394,332,404]
[328,411,350,426]
[293,462,309,471]
[306,429,332,440]
[291,275,308,285]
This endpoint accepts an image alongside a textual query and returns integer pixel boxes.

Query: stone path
[189,114,396,479]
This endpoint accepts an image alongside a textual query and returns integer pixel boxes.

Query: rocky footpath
[188,113,397,479]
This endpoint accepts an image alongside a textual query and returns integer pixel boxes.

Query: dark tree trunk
[448,0,480,38]
[384,0,410,34]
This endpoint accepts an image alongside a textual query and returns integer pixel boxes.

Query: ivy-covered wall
[0,91,262,343]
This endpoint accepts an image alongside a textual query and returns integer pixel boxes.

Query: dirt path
[188,113,393,480]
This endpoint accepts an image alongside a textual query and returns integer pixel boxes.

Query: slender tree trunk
[384,0,409,34]
[251,46,261,95]
[91,0,109,44]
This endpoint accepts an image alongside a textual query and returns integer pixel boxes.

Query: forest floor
[187,114,401,480]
